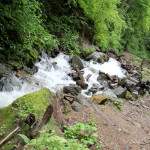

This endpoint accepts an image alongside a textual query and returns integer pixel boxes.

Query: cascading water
[0,52,126,108]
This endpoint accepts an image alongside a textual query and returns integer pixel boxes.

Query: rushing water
[0,53,126,108]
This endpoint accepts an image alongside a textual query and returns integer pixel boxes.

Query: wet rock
[50,47,60,58]
[91,95,108,104]
[71,101,82,112]
[32,65,39,74]
[85,53,95,61]
[97,73,106,81]
[102,89,117,101]
[125,91,132,100]
[111,75,119,83]
[0,75,21,92]
[72,72,79,81]
[76,80,88,89]
[71,56,84,70]
[109,82,118,89]
[113,86,127,98]
[88,88,97,94]
[98,79,109,87]
[125,79,138,92]
[23,66,35,75]
[73,93,87,105]
[97,54,109,64]
[63,85,81,96]
[89,84,104,94]
[0,63,13,79]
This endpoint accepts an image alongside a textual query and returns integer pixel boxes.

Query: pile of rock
[63,50,150,107]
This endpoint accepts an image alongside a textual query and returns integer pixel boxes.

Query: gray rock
[63,85,81,96]
[125,79,137,87]
[113,86,127,98]
[138,88,146,95]
[71,101,82,112]
[97,79,109,87]
[32,65,39,74]
[125,79,137,92]
[102,89,117,101]
[71,56,84,70]
[73,93,88,105]
[132,90,139,99]
[72,72,79,81]
[0,64,13,79]
[0,75,21,92]
[23,66,35,75]
[129,77,139,84]
[141,77,150,85]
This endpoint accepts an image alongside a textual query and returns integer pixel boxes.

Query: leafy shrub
[64,123,100,146]
[19,131,89,150]
[114,99,123,111]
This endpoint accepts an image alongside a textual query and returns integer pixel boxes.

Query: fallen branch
[0,126,20,146]
[75,67,84,82]
[64,94,75,98]
[65,96,74,102]
[86,74,92,81]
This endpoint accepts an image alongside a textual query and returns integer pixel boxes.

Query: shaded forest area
[0,0,150,67]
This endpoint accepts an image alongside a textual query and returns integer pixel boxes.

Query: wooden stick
[0,126,20,146]
[86,74,92,81]
[65,96,73,102]
[64,94,75,98]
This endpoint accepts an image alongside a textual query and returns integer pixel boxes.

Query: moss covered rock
[0,89,51,149]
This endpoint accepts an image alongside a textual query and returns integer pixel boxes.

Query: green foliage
[74,0,126,51]
[114,99,123,111]
[64,123,102,147]
[0,89,51,137]
[0,0,150,63]
[120,0,150,59]
[19,131,89,150]
[0,0,56,65]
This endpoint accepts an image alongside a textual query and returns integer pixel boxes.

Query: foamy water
[0,52,126,108]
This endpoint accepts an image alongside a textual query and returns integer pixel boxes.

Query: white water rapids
[0,53,126,108]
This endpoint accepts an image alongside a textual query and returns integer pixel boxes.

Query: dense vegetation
[0,0,150,67]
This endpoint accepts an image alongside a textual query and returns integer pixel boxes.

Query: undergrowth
[19,123,104,149]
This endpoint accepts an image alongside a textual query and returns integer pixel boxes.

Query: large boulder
[113,86,127,98]
[71,56,84,70]
[73,93,88,105]
[63,85,81,96]
[0,89,51,149]
[71,101,82,112]
[102,89,117,101]
[91,95,108,104]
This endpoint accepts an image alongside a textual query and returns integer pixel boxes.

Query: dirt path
[66,97,150,150]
